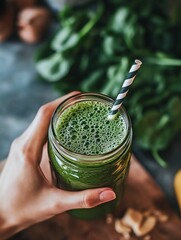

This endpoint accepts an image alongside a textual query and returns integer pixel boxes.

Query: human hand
[0,92,116,239]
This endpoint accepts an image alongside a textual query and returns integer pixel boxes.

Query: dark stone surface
[0,41,59,159]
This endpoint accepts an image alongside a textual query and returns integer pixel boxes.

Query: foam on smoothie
[55,101,127,155]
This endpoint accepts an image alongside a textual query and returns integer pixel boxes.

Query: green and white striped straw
[108,59,142,120]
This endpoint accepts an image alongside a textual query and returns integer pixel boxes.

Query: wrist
[0,201,35,239]
[0,195,23,239]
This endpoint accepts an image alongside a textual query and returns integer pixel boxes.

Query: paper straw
[108,59,142,120]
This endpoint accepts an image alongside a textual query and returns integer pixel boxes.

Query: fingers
[50,187,116,213]
[18,91,80,164]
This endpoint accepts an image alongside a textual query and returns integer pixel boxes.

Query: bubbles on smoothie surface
[55,101,126,155]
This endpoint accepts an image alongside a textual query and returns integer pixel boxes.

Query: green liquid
[55,101,127,155]
[49,99,131,219]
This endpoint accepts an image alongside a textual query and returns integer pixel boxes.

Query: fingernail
[99,190,116,203]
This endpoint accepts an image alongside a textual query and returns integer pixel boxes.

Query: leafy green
[36,53,73,82]
[35,0,181,167]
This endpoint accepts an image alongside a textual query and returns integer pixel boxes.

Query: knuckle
[81,192,93,209]
[10,137,21,151]
[20,142,34,160]
[38,103,51,118]
[10,136,33,163]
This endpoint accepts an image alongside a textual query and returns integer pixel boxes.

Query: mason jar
[48,93,132,219]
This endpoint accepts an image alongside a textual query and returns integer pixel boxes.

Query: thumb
[51,187,116,213]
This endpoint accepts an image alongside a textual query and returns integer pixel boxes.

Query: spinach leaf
[36,53,72,82]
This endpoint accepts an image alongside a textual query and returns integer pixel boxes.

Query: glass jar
[48,93,132,219]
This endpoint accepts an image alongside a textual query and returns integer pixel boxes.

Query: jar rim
[49,92,132,165]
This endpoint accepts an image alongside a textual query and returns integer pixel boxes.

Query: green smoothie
[55,101,126,155]
[48,93,132,219]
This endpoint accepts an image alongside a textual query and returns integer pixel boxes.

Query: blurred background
[0,0,181,213]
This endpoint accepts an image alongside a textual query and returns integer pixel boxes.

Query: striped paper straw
[108,59,142,120]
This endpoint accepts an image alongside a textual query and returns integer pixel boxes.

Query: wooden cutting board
[7,156,181,240]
